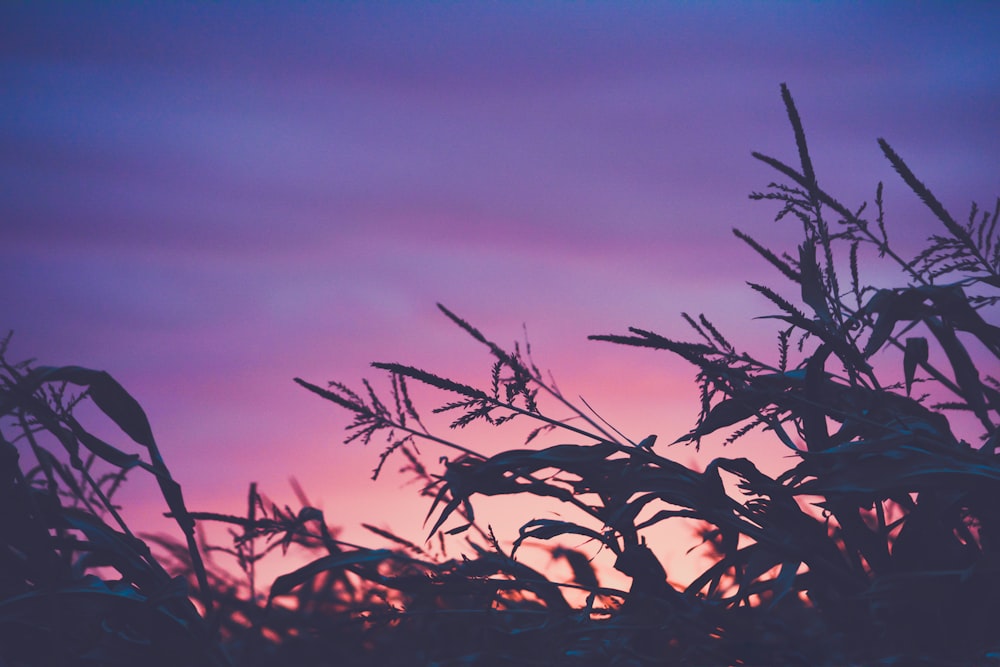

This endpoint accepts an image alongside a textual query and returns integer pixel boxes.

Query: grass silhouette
[2,84,999,665]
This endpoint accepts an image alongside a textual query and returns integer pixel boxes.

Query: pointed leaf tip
[903,337,929,395]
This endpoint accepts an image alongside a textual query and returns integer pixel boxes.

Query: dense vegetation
[2,85,998,665]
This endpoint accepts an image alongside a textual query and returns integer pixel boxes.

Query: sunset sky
[3,3,999,582]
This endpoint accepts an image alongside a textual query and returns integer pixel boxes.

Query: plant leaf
[269,549,396,600]
[904,337,929,396]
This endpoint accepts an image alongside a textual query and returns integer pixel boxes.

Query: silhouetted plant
[287,83,999,665]
[2,83,997,665]
[0,337,224,666]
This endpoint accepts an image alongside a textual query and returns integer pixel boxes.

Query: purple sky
[3,3,1000,581]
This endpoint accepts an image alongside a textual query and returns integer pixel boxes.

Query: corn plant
[285,83,1000,665]
[2,83,997,665]
[0,341,225,666]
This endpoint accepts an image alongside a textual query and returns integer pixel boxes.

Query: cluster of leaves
[2,84,998,665]
[280,84,1000,664]
[0,343,224,666]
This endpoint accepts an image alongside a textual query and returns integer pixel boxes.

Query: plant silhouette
[2,84,998,665]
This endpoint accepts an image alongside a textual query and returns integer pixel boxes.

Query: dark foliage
[2,84,998,665]
[0,351,224,666]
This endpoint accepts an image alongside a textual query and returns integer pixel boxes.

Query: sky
[2,2,1000,585]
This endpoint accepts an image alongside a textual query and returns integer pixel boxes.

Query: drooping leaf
[904,337,929,395]
[511,519,615,558]
[674,393,768,444]
[924,317,990,423]
[68,419,143,471]
[861,288,928,358]
[268,549,397,600]
[29,366,157,449]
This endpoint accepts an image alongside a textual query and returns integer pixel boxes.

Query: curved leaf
[31,366,156,449]
[511,519,615,557]
[904,336,929,395]
[675,394,767,444]
[268,549,396,600]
